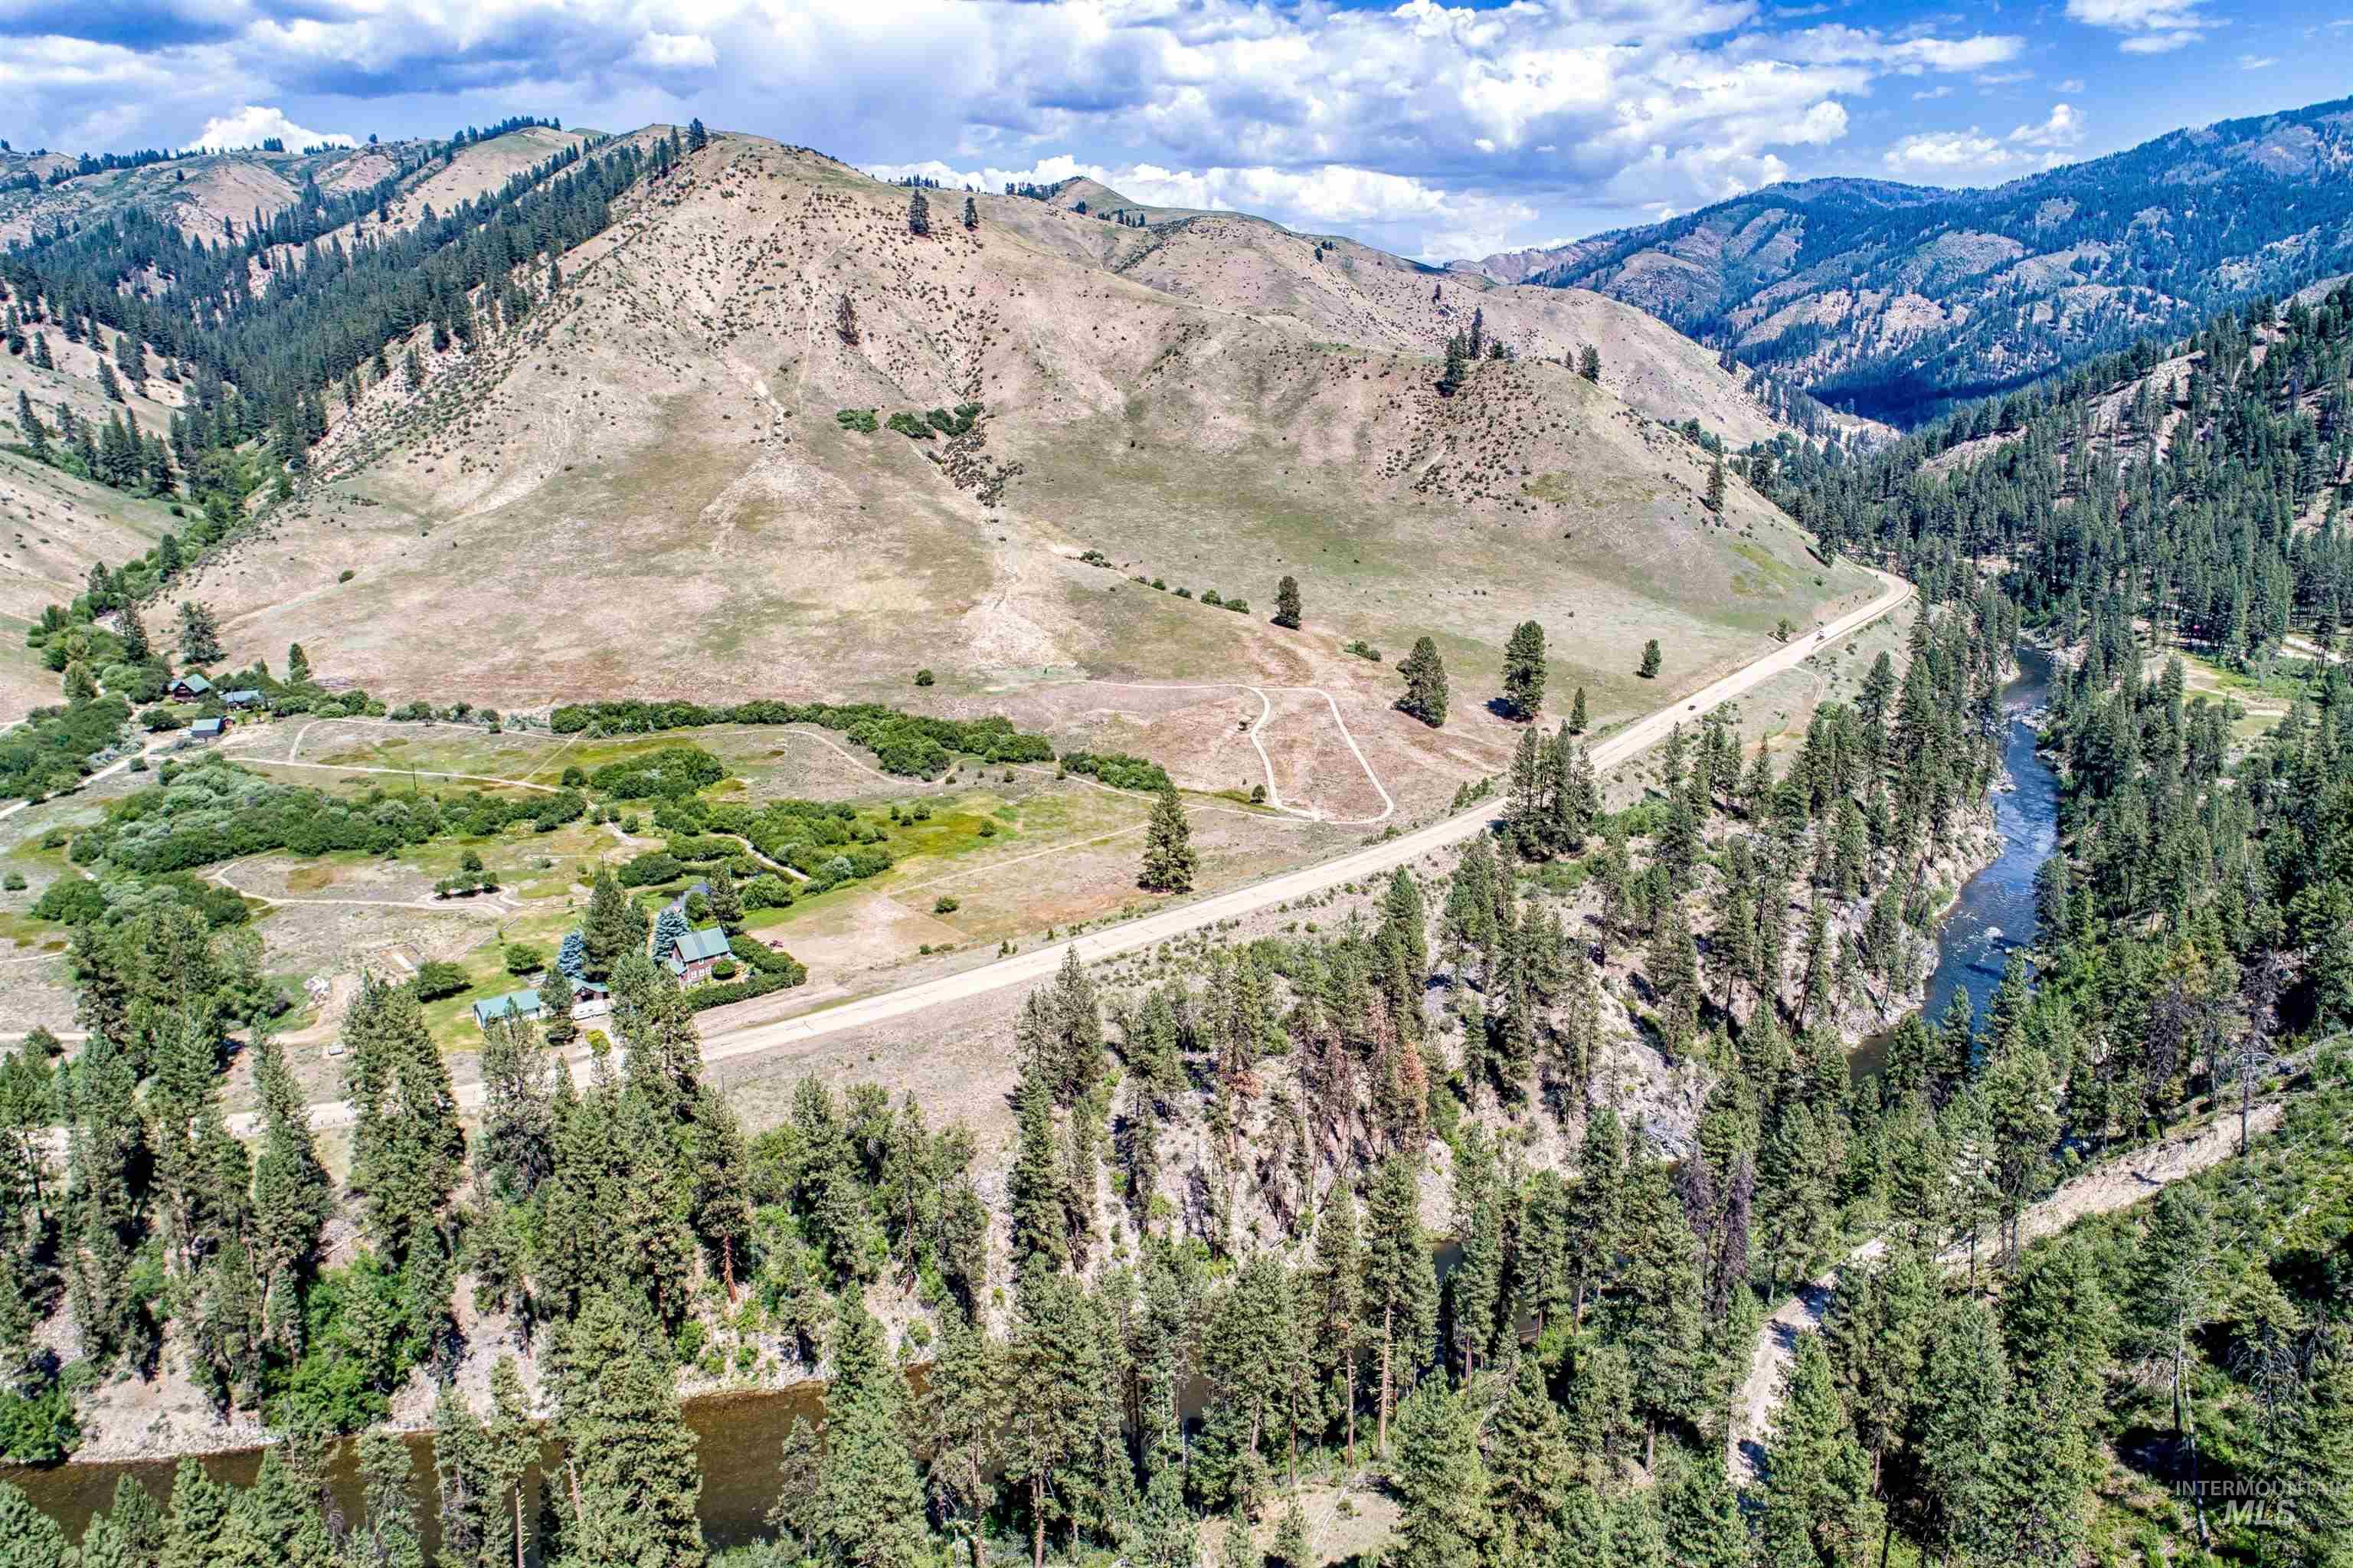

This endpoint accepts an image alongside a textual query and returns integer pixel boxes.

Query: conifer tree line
[1759,283,2353,660]
[0,129,652,513]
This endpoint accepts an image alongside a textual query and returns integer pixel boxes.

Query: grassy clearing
[2159,645,2293,741]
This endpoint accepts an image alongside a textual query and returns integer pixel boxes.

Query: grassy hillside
[159,133,1870,808]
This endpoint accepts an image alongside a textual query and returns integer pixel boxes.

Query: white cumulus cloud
[2066,0,2221,51]
[1883,129,2006,172]
[0,0,2075,259]
[1884,100,2086,178]
[184,105,352,152]
[633,31,716,69]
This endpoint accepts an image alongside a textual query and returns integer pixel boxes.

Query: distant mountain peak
[1458,93,2353,425]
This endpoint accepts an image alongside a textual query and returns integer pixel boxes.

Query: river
[8,655,2066,1543]
[3,1382,833,1552]
[1854,643,2060,1076]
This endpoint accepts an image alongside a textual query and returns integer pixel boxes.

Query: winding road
[231,566,1912,1137]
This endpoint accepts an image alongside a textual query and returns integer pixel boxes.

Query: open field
[188,706,1361,1055]
[231,568,1909,1143]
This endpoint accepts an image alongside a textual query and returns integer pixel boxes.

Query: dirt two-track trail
[1731,1099,2289,1485]
[241,567,1913,1139]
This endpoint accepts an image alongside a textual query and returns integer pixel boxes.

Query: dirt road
[244,567,1912,1138]
[1731,1100,2286,1485]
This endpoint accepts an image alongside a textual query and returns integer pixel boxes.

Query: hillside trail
[1079,679,1396,824]
[222,566,1910,1140]
[1731,1100,2287,1485]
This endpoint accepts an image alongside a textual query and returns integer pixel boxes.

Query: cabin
[222,689,264,711]
[169,673,213,701]
[188,716,227,741]
[663,925,732,984]
[570,979,614,1020]
[472,988,542,1031]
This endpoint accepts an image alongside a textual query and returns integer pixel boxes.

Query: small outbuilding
[223,689,264,710]
[189,716,227,740]
[473,989,542,1030]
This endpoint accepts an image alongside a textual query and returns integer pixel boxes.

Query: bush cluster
[1059,751,1173,792]
[69,757,583,876]
[548,699,1053,780]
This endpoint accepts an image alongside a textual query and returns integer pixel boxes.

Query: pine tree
[687,117,708,152]
[1704,455,1726,513]
[1273,1498,1310,1568]
[1009,1069,1070,1272]
[14,389,46,461]
[706,865,744,933]
[1659,1452,1749,1568]
[354,1429,426,1568]
[1569,685,1588,734]
[1615,1159,1705,1468]
[159,1455,231,1568]
[115,601,150,665]
[63,1031,149,1369]
[922,1310,1008,1568]
[1008,1258,1114,1568]
[79,1473,167,1568]
[1391,1382,1487,1568]
[477,1358,537,1568]
[652,903,690,962]
[1399,637,1448,726]
[478,1013,556,1200]
[286,642,309,683]
[176,600,221,664]
[1756,1334,1877,1567]
[1579,344,1602,381]
[614,951,704,1119]
[820,1292,929,1568]
[0,1479,70,1568]
[1364,1152,1437,1457]
[1140,787,1196,892]
[247,1032,331,1362]
[1638,639,1662,679]
[2128,1183,2222,1505]
[433,1384,496,1563]
[581,869,646,980]
[1912,1294,2010,1563]
[541,969,579,1052]
[1307,1180,1367,1465]
[909,189,932,236]
[1438,334,1468,397]
[1274,574,1302,629]
[962,195,978,231]
[552,1294,705,1567]
[342,976,465,1273]
[1502,620,1546,720]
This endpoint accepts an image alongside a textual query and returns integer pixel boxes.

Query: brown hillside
[153,134,1873,803]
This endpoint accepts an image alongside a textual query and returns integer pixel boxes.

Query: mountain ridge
[1456,93,2353,424]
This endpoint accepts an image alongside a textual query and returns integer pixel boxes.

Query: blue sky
[1,0,2345,260]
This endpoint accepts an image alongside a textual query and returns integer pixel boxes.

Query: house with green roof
[663,926,732,984]
[472,988,542,1030]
